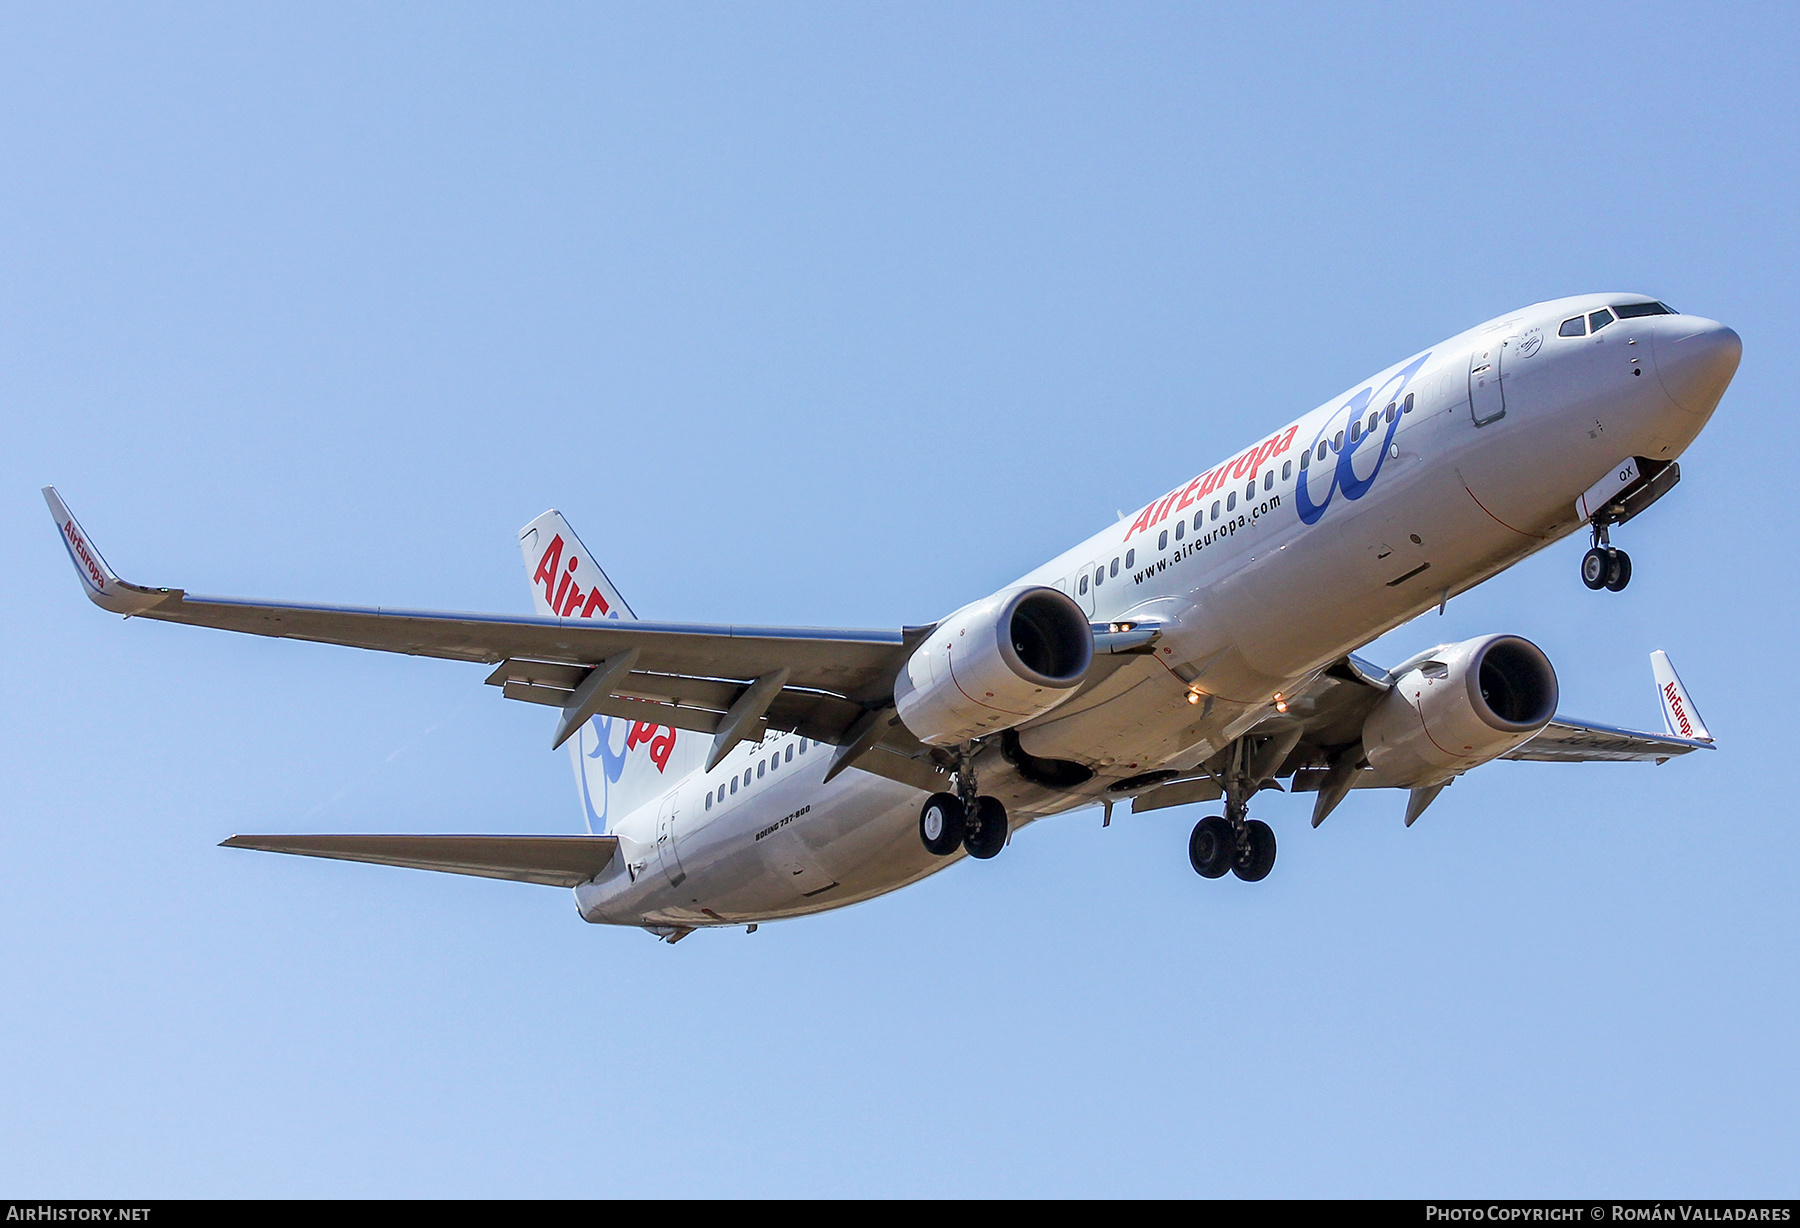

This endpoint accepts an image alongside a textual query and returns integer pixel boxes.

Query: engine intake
[895,586,1093,746]
[1361,634,1558,786]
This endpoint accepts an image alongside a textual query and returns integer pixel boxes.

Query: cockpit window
[1559,315,1587,337]
[1589,308,1615,332]
[1615,301,1674,319]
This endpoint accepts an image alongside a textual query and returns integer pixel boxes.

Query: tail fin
[518,510,638,621]
[516,510,702,833]
[1651,650,1712,743]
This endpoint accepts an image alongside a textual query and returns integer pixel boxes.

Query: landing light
[1186,690,1203,705]
[1274,693,1289,714]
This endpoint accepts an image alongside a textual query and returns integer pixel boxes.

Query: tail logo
[1664,681,1694,739]
[533,533,613,619]
[576,716,679,831]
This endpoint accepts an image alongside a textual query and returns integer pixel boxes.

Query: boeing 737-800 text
[46,292,1738,941]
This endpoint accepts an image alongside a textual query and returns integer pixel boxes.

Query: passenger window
[1227,492,1236,511]
[798,740,806,754]
[1126,549,1135,567]
[757,761,765,778]
[705,792,713,811]
[730,777,738,795]
[1192,513,1202,531]
[1385,401,1396,423]
[1246,481,1256,500]
[1095,567,1104,587]
[1079,575,1088,594]
[1210,501,1220,520]
[1282,460,1292,479]
[744,769,752,786]
[1158,530,1168,550]
[1350,420,1361,443]
[1333,430,1344,451]
[1110,558,1119,576]
[1299,449,1310,470]
[1403,392,1414,413]
[1174,520,1184,540]
[786,745,794,762]
[1263,470,1273,490]
[1316,440,1328,461]
[1367,412,1379,433]
[1559,315,1587,337]
[1589,308,1614,331]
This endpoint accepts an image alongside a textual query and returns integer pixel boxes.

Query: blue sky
[3,2,1796,1196]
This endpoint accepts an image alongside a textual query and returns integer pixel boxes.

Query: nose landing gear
[1580,525,1632,593]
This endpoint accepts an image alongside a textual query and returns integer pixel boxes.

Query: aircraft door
[1468,342,1507,426]
[654,791,686,889]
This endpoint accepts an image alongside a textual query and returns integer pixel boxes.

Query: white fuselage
[575,294,1735,931]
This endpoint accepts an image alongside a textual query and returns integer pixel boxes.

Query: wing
[1500,717,1713,763]
[45,486,947,784]
[220,833,620,887]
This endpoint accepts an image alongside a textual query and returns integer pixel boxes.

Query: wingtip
[43,488,176,615]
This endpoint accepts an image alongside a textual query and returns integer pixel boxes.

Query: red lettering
[533,535,565,608]
[1273,424,1299,454]
[560,584,586,616]
[581,588,610,618]
[1123,504,1156,540]
[625,721,678,771]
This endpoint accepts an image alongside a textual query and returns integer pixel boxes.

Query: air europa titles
[1664,681,1695,739]
[1124,426,1300,541]
[533,533,612,619]
[61,519,107,593]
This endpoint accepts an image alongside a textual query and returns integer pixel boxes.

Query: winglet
[1651,650,1712,744]
[41,487,178,615]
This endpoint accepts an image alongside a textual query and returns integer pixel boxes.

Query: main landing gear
[1187,739,1278,882]
[1581,525,1631,593]
[918,748,1009,860]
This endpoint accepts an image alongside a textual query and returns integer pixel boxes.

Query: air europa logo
[576,714,680,832]
[1124,425,1301,541]
[533,533,613,619]
[1664,681,1694,738]
[1294,352,1432,525]
[62,519,107,593]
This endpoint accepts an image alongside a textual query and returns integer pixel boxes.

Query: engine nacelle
[1361,634,1559,786]
[895,586,1093,746]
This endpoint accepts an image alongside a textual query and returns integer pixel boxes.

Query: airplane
[44,291,1738,942]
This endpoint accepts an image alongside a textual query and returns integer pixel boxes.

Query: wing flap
[220,833,621,887]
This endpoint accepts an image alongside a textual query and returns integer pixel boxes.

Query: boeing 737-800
[46,292,1738,941]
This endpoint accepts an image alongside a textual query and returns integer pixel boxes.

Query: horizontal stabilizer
[220,833,620,887]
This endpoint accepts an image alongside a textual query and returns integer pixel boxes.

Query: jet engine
[1361,634,1559,786]
[895,586,1093,746]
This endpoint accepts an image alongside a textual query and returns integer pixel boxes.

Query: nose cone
[1655,318,1742,414]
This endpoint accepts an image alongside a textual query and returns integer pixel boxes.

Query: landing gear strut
[1187,738,1279,882]
[918,746,1010,859]
[1581,525,1631,592]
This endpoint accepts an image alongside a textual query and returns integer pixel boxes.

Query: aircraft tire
[1188,816,1236,878]
[1605,549,1632,592]
[919,793,966,856]
[1581,548,1610,590]
[1232,820,1277,882]
[963,796,1009,860]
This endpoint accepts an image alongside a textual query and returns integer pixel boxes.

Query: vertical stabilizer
[1651,650,1712,743]
[518,510,638,621]
[516,511,703,833]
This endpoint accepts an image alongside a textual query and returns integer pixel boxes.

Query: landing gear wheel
[919,793,965,857]
[1581,547,1610,590]
[963,796,1009,860]
[1604,549,1632,592]
[1232,819,1277,882]
[1188,816,1236,879]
